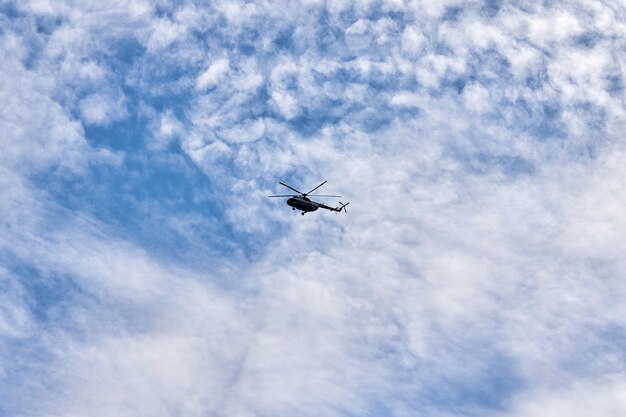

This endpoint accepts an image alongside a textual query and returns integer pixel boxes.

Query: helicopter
[268,181,349,215]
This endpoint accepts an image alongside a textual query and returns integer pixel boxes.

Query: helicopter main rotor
[268,180,341,198]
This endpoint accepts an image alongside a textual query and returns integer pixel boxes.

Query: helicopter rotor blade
[305,180,327,195]
[279,182,304,195]
[268,194,296,197]
[307,194,342,197]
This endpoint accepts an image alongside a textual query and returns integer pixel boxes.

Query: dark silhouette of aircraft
[268,181,349,215]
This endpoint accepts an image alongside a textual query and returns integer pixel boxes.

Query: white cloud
[389,91,423,108]
[346,18,370,36]
[268,59,302,119]
[79,92,128,125]
[149,109,185,150]
[401,25,426,56]
[500,376,626,417]
[196,58,230,90]
[3,0,626,416]
[527,10,583,45]
[0,268,33,340]
[219,0,259,26]
[415,53,466,88]
[463,82,491,113]
[0,47,111,175]
[145,17,187,52]
[219,118,266,144]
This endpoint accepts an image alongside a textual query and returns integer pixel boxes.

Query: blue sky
[2,0,626,416]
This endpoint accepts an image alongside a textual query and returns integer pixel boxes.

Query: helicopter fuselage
[287,196,319,212]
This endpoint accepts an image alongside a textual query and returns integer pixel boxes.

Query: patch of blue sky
[606,73,624,97]
[0,335,57,416]
[333,308,524,415]
[546,324,626,385]
[33,76,249,265]
[495,98,568,142]
[1,237,160,336]
[442,6,464,23]
[397,352,522,416]
[481,0,503,18]
[0,1,18,20]
[33,13,65,36]
[23,32,285,264]
[0,264,97,416]
[1,7,41,69]
[288,107,343,137]
[153,1,186,19]
[471,153,536,177]
[574,31,603,49]
[0,255,87,325]
[470,48,514,84]
[427,362,521,414]
[33,145,249,265]
[595,324,626,363]
[315,14,347,55]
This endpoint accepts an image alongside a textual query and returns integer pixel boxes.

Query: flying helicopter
[268,181,349,215]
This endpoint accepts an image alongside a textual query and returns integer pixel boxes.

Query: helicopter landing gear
[292,207,295,210]
[301,212,305,215]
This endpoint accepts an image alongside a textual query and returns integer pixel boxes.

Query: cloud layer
[2,1,626,416]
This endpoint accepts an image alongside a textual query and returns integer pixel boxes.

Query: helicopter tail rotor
[337,201,349,213]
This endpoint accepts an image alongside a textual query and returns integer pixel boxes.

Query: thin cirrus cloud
[1,0,626,416]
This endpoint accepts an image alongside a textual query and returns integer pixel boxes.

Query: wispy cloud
[2,0,626,416]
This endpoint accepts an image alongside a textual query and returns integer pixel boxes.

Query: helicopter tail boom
[315,201,349,213]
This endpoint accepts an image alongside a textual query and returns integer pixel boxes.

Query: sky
[1,0,626,416]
